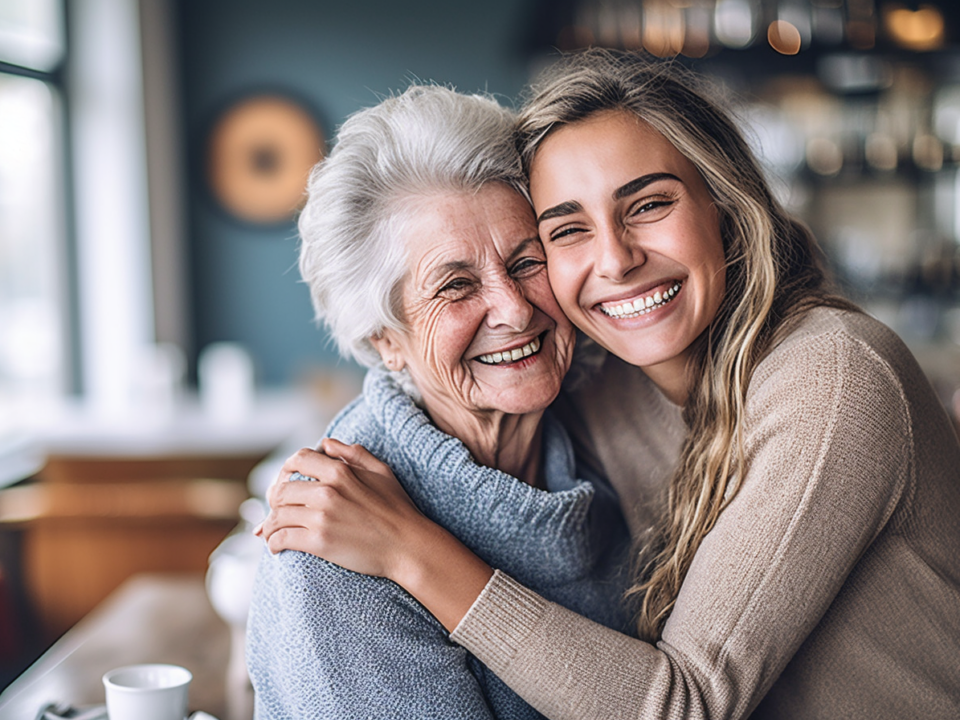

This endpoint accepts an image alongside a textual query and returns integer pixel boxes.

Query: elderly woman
[245,85,632,720]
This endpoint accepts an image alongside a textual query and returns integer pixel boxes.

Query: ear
[370,329,406,372]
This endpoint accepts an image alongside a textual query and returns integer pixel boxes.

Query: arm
[246,539,499,720]
[258,438,494,631]
[451,330,912,719]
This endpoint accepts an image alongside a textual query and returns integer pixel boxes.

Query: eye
[543,224,586,244]
[509,256,546,278]
[437,277,475,299]
[629,196,676,219]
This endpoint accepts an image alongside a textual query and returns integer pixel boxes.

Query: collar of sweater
[356,367,601,586]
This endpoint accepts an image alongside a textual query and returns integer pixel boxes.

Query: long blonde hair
[517,50,855,640]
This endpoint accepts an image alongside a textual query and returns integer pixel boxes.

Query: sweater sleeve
[450,329,912,720]
[247,548,500,720]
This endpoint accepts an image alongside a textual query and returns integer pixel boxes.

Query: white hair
[298,84,527,367]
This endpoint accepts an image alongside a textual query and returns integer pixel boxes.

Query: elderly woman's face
[376,183,575,419]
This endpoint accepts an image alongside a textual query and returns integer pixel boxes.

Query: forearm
[396,515,494,632]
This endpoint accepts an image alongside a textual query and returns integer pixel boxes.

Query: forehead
[531,110,695,188]
[400,184,538,278]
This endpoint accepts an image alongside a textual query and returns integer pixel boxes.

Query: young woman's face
[529,110,726,387]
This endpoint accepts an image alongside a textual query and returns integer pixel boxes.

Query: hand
[255,438,427,580]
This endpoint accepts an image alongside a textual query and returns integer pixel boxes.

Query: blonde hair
[518,49,855,640]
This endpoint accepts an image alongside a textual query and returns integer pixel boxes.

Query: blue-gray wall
[177,0,541,386]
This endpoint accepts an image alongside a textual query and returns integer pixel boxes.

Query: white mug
[103,663,192,720]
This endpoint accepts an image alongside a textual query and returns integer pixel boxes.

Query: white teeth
[600,282,681,318]
[478,336,542,366]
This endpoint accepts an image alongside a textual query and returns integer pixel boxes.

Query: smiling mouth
[475,333,544,366]
[599,281,682,319]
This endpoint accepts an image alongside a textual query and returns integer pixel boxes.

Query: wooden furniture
[0,472,252,640]
[0,574,236,720]
[0,391,325,642]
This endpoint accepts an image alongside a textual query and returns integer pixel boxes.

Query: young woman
[259,51,960,719]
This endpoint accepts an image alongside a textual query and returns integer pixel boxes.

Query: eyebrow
[424,259,472,287]
[422,236,541,287]
[506,236,543,264]
[536,172,682,224]
[614,172,680,200]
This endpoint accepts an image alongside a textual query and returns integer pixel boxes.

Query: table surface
[0,574,231,719]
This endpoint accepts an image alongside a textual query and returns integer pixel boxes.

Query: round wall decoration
[207,95,324,224]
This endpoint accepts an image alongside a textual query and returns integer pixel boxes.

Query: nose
[486,278,534,331]
[594,222,645,281]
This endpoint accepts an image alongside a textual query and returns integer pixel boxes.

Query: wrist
[394,518,493,632]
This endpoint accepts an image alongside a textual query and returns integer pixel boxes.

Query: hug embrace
[249,49,960,719]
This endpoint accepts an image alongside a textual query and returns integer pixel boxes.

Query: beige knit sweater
[451,308,960,719]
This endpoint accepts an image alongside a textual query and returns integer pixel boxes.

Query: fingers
[269,447,350,507]
[265,527,322,556]
[268,446,324,501]
[269,477,342,511]
[279,447,330,479]
[320,438,391,475]
[259,504,319,541]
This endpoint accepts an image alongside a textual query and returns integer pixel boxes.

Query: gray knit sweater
[246,367,632,719]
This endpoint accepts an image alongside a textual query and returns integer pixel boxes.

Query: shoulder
[320,372,401,459]
[742,307,920,507]
[323,393,378,445]
[751,307,918,413]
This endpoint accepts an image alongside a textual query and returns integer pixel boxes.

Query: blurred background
[1,0,959,701]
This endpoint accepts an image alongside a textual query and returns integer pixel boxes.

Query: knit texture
[452,308,960,719]
[246,367,633,719]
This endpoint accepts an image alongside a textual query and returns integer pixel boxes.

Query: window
[0,0,68,416]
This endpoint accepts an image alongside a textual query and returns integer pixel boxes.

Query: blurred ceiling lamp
[555,0,951,58]
[769,20,804,53]
[643,0,686,56]
[865,132,899,170]
[715,0,758,48]
[806,136,844,175]
[913,132,944,171]
[882,3,945,52]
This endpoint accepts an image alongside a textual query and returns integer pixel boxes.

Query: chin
[488,380,560,416]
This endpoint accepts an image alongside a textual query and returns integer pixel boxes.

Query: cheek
[545,251,585,316]
[525,272,562,316]
[687,234,727,328]
[413,302,483,378]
